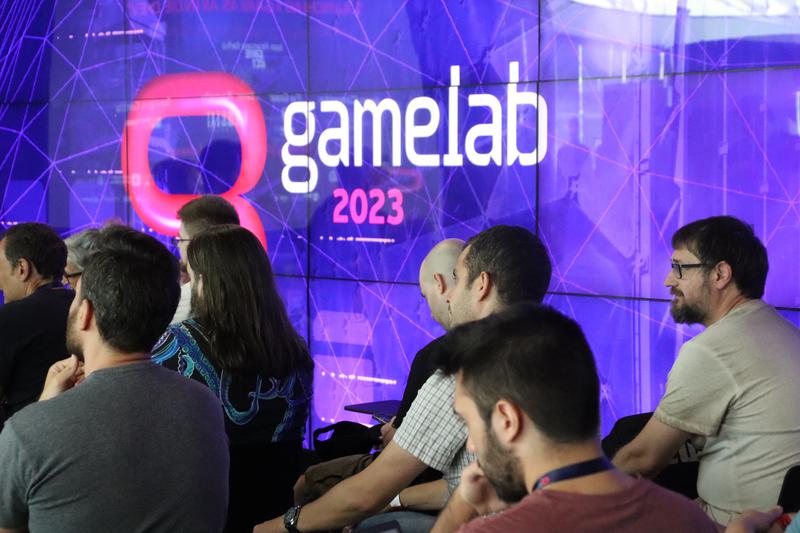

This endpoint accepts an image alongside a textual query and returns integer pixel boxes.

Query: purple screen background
[1,0,800,436]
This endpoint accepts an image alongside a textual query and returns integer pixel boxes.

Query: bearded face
[65,301,84,362]
[478,426,528,503]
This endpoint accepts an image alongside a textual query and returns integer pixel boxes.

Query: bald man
[419,239,466,331]
[282,239,465,531]
[381,239,466,436]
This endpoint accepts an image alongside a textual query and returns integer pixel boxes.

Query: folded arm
[612,416,690,478]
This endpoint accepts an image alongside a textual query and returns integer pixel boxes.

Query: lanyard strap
[532,456,614,491]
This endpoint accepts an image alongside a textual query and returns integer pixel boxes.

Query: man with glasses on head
[171,195,240,324]
[613,216,800,526]
[63,228,101,290]
[0,223,73,427]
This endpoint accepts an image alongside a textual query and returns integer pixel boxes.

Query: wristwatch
[283,505,302,533]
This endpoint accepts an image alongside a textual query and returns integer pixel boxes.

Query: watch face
[284,506,300,529]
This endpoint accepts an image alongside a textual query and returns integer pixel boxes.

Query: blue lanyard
[532,457,614,491]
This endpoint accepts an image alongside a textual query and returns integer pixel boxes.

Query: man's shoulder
[0,287,73,322]
[411,335,446,366]
[7,364,221,437]
[65,363,217,407]
[0,296,34,327]
[417,334,447,354]
[123,362,217,399]
[395,370,455,429]
[685,299,800,357]
[141,363,223,416]
[462,480,714,532]
[2,394,72,446]
[416,370,454,398]
[458,495,554,533]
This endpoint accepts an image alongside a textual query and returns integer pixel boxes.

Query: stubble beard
[65,307,85,362]
[479,428,528,503]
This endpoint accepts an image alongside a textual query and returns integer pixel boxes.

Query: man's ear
[712,261,734,290]
[16,257,32,282]
[433,272,446,295]
[475,271,492,301]
[78,299,94,332]
[492,399,523,445]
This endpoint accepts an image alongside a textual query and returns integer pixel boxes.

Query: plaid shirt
[393,370,475,492]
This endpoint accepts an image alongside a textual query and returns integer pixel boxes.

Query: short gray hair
[64,228,100,270]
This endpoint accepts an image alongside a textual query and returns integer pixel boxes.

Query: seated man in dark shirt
[0,224,229,533]
[296,238,466,511]
[0,223,73,425]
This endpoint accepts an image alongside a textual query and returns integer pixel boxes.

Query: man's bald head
[419,238,465,330]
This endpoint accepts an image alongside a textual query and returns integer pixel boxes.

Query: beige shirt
[654,299,800,525]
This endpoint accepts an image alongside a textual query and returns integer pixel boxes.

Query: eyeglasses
[171,236,191,247]
[670,262,706,279]
[64,271,82,288]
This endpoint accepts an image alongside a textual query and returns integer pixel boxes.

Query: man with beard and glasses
[0,226,229,533]
[430,303,718,533]
[613,216,800,527]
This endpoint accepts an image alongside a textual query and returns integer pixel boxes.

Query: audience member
[171,195,240,323]
[395,237,467,430]
[63,228,100,288]
[296,238,466,528]
[613,216,800,525]
[152,225,313,533]
[0,223,72,425]
[0,226,229,533]
[431,303,718,533]
[254,225,551,533]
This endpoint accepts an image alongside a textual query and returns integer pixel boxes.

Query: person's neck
[83,345,151,377]
[703,292,752,327]
[24,276,55,297]
[523,440,630,496]
[477,299,504,321]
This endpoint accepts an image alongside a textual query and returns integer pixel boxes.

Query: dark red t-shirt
[458,478,717,533]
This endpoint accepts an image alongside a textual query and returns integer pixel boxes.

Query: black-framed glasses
[670,262,706,279]
[171,236,191,247]
[64,271,83,288]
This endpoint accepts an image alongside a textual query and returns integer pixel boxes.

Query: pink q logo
[122,72,268,249]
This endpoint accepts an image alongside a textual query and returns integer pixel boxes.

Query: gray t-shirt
[654,299,800,525]
[0,361,229,533]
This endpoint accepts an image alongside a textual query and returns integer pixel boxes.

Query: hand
[293,474,308,505]
[252,517,287,533]
[457,462,509,516]
[39,355,84,401]
[380,417,397,448]
[725,507,784,533]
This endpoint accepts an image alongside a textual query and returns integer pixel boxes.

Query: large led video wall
[2,0,800,436]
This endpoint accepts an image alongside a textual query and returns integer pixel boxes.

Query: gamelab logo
[121,62,547,245]
[280,63,547,193]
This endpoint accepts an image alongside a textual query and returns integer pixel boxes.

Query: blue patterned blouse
[152,319,312,445]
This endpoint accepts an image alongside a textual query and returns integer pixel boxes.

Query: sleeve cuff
[653,408,715,437]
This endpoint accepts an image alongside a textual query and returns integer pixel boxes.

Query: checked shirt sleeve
[393,370,468,474]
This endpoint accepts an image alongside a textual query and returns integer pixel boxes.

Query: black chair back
[778,464,800,513]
